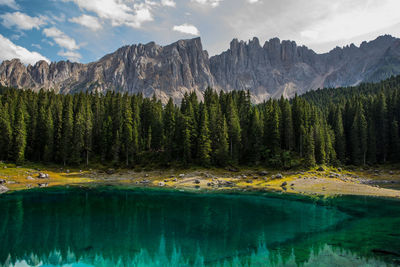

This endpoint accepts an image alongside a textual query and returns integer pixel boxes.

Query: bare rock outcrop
[1,35,400,103]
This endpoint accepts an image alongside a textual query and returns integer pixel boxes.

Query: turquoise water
[0,187,400,266]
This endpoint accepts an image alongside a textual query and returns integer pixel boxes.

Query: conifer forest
[1,75,400,168]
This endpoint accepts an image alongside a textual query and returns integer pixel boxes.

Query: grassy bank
[1,162,400,198]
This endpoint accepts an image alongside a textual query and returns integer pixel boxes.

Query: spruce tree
[163,98,175,158]
[43,107,54,162]
[226,96,241,162]
[304,127,315,167]
[0,103,12,160]
[122,98,133,166]
[61,96,73,165]
[13,98,27,164]
[197,104,212,166]
[333,107,346,163]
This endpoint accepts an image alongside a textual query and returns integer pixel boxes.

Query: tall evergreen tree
[0,103,12,160]
[61,96,73,165]
[13,98,27,164]
[197,104,212,166]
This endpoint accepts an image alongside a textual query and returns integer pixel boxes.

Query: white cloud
[31,43,42,49]
[299,0,400,44]
[0,0,19,9]
[0,12,47,30]
[69,14,102,31]
[0,34,49,65]
[161,0,176,7]
[300,30,318,40]
[58,50,81,62]
[64,0,153,28]
[173,23,200,35]
[43,27,79,50]
[191,0,222,7]
[247,0,260,3]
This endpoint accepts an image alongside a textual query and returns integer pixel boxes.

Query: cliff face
[210,35,400,102]
[1,35,400,103]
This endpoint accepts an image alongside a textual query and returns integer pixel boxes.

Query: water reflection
[0,187,399,266]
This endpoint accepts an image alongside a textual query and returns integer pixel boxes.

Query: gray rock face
[210,35,400,101]
[1,35,400,103]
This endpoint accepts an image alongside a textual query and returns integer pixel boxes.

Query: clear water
[0,187,400,267]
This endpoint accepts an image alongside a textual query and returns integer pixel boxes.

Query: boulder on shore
[281,181,287,187]
[38,173,49,179]
[0,179,6,184]
[0,185,8,194]
[106,169,115,175]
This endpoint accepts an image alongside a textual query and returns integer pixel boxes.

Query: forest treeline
[1,74,400,168]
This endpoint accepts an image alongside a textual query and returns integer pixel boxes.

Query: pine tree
[122,97,133,166]
[248,107,263,163]
[72,102,85,164]
[214,113,229,166]
[0,103,12,160]
[304,127,315,167]
[314,121,326,164]
[197,104,212,166]
[13,98,27,164]
[163,98,175,158]
[61,96,73,165]
[264,101,280,163]
[280,98,293,151]
[375,92,387,162]
[351,105,368,165]
[182,116,191,165]
[84,98,93,165]
[333,107,346,163]
[390,119,400,161]
[226,97,241,162]
[43,106,54,162]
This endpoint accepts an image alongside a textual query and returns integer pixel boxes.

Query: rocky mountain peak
[1,35,400,103]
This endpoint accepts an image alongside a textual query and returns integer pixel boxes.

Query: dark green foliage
[2,74,400,167]
[13,97,27,164]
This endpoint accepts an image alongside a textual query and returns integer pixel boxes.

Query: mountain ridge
[1,34,400,103]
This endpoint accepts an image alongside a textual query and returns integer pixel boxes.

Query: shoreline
[1,163,400,199]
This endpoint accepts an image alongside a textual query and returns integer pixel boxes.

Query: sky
[1,0,400,65]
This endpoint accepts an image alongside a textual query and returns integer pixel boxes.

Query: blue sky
[1,0,400,65]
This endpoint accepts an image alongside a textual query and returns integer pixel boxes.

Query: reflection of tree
[0,188,399,266]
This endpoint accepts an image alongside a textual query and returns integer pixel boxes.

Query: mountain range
[1,34,400,103]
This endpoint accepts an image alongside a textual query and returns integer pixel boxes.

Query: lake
[0,186,400,266]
